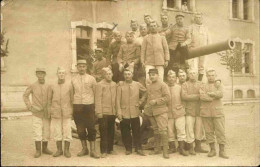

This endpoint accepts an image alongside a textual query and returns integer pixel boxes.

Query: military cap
[148,68,158,74]
[139,23,147,28]
[167,70,176,76]
[206,68,216,73]
[125,31,134,36]
[95,48,103,52]
[175,13,185,18]
[130,19,138,23]
[123,66,134,73]
[77,59,87,64]
[57,67,66,72]
[36,68,46,73]
[144,13,151,18]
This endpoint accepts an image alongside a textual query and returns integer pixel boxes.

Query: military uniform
[95,78,117,155]
[48,77,73,157]
[144,70,170,158]
[199,82,228,158]
[23,68,52,158]
[92,57,108,82]
[116,80,146,154]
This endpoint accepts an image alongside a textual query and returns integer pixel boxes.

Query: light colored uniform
[167,83,186,141]
[181,80,204,143]
[48,81,73,141]
[199,83,226,145]
[189,24,211,74]
[23,81,51,141]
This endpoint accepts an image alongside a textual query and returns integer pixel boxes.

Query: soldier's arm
[154,83,170,105]
[23,85,33,111]
[138,82,147,105]
[141,37,147,64]
[47,85,53,117]
[133,44,141,64]
[69,83,74,106]
[107,44,113,63]
[199,84,213,101]
[183,28,192,46]
[162,36,170,62]
[211,84,224,99]
[181,83,200,101]
[94,83,103,118]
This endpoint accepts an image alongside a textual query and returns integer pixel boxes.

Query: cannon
[187,39,236,59]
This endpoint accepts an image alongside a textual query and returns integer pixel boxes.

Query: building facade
[1,0,259,111]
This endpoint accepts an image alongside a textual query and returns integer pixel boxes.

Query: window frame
[162,0,196,14]
[229,0,255,22]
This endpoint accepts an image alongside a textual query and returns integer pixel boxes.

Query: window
[76,26,92,60]
[247,89,255,98]
[234,90,243,98]
[230,0,254,21]
[164,0,196,12]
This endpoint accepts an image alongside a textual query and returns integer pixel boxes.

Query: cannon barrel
[187,39,235,59]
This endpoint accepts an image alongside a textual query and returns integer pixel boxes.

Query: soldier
[92,48,108,82]
[116,67,146,156]
[95,67,117,158]
[135,24,148,47]
[189,13,211,81]
[167,70,189,156]
[141,20,169,84]
[178,70,187,85]
[199,69,229,159]
[144,68,170,159]
[181,69,208,155]
[23,68,53,158]
[159,13,172,34]
[164,13,191,76]
[48,67,73,158]
[72,60,100,159]
[130,19,140,38]
[107,31,126,82]
[144,14,152,33]
[117,31,141,81]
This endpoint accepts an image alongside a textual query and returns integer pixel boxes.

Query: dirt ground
[1,103,260,166]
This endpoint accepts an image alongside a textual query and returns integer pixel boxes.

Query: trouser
[166,45,189,77]
[32,116,51,141]
[148,112,168,135]
[51,117,72,141]
[120,117,141,151]
[186,115,205,143]
[98,115,116,154]
[168,116,186,142]
[145,65,164,85]
[140,114,153,144]
[73,104,96,141]
[202,116,226,145]
[187,57,205,75]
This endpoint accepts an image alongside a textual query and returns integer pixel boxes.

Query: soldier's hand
[207,92,216,97]
[149,100,157,106]
[97,114,103,119]
[164,61,169,68]
[180,43,186,47]
[118,115,123,121]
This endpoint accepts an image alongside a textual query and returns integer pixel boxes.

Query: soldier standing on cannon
[159,12,172,34]
[189,13,211,81]
[181,69,208,155]
[95,67,117,158]
[23,68,53,158]
[144,14,152,34]
[164,13,191,77]
[48,67,73,158]
[199,69,229,159]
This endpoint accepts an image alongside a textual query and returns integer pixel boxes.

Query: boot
[184,141,190,151]
[194,140,208,153]
[168,141,176,154]
[208,142,216,157]
[64,141,71,158]
[42,141,53,155]
[189,142,196,155]
[161,134,169,159]
[219,144,229,159]
[53,141,63,157]
[178,141,189,156]
[34,141,41,158]
[149,134,162,155]
[77,140,89,156]
[136,149,146,156]
[90,141,100,159]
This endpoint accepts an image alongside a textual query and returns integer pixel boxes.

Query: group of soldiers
[23,11,229,161]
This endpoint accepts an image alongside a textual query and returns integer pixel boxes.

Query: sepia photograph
[1,0,259,166]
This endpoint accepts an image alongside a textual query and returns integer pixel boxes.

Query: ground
[1,103,260,166]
